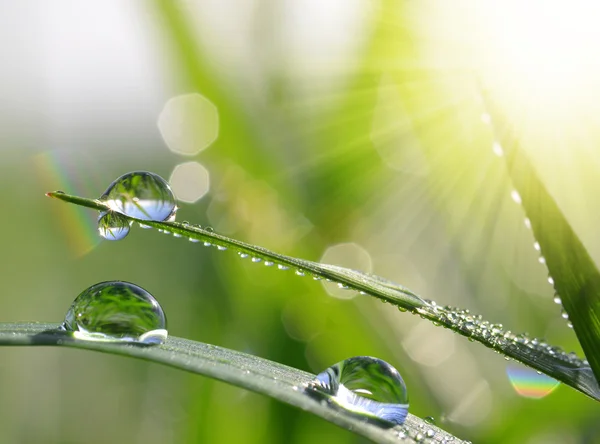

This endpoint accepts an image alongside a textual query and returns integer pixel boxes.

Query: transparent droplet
[305,356,409,427]
[100,171,177,223]
[561,309,569,320]
[217,246,227,251]
[189,237,200,243]
[553,295,562,304]
[538,256,546,264]
[264,261,274,267]
[510,190,522,204]
[97,211,131,241]
[240,253,249,259]
[548,276,555,285]
[62,281,167,344]
[251,257,262,263]
[277,264,289,270]
[424,416,436,425]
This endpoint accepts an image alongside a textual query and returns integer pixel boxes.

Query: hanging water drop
[217,246,227,251]
[424,416,436,426]
[189,237,200,243]
[99,171,177,223]
[240,253,249,259]
[277,264,289,270]
[173,232,182,238]
[548,276,555,285]
[305,356,409,427]
[251,257,262,263]
[295,270,305,276]
[97,211,131,241]
[553,295,562,304]
[203,242,212,247]
[561,309,569,320]
[62,281,167,344]
[264,261,274,267]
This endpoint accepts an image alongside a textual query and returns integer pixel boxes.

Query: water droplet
[561,309,569,320]
[204,226,214,233]
[538,256,546,264]
[567,321,573,328]
[189,237,200,243]
[548,276,555,285]
[172,232,182,238]
[97,211,131,241]
[277,264,289,270]
[264,261,274,267]
[295,270,305,276]
[510,190,522,204]
[62,281,167,344]
[240,253,249,259]
[424,416,436,425]
[425,429,435,438]
[251,257,262,263]
[217,246,227,251]
[553,295,562,304]
[533,242,541,251]
[100,171,177,223]
[203,242,212,247]
[492,141,504,157]
[524,218,532,229]
[305,356,409,427]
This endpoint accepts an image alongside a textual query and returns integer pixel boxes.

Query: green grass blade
[47,191,600,401]
[0,322,462,444]
[481,93,600,385]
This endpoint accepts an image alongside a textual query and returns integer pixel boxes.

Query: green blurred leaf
[0,322,462,444]
[482,91,600,385]
[47,191,600,401]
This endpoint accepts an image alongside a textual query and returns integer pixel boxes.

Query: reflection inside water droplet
[62,281,167,344]
[305,356,409,427]
[99,171,177,222]
[97,211,131,241]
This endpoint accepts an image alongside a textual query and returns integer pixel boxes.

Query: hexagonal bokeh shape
[169,161,210,204]
[158,93,219,156]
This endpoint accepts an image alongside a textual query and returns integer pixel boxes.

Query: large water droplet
[97,211,131,241]
[62,281,168,344]
[100,171,177,222]
[305,356,409,427]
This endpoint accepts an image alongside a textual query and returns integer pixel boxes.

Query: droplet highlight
[97,211,131,241]
[305,356,409,427]
[100,171,177,222]
[62,281,168,344]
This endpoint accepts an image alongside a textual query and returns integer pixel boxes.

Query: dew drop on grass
[305,356,409,427]
[424,416,436,425]
[99,171,177,224]
[97,211,131,241]
[277,264,289,270]
[62,281,167,345]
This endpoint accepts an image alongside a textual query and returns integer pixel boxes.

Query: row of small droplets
[480,112,571,329]
[157,222,344,282]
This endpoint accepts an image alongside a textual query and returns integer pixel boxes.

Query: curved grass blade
[46,191,600,401]
[0,322,462,444]
[481,92,600,385]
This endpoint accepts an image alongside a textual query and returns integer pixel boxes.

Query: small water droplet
[538,256,546,264]
[240,253,249,259]
[189,237,200,243]
[251,257,262,263]
[204,226,214,233]
[425,429,435,438]
[217,246,227,251]
[510,190,522,204]
[553,295,562,304]
[534,242,541,251]
[62,281,167,344]
[264,261,274,266]
[277,264,289,270]
[548,276,555,285]
[305,356,409,427]
[561,309,569,320]
[172,232,182,238]
[424,416,436,426]
[567,321,573,328]
[524,218,531,229]
[203,242,212,247]
[295,270,305,276]
[492,141,504,157]
[99,171,177,223]
[97,211,131,241]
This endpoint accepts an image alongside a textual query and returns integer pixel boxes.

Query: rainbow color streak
[506,365,560,399]
[34,151,100,256]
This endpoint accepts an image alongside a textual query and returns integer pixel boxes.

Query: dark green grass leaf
[47,192,600,401]
[482,92,600,385]
[0,322,462,444]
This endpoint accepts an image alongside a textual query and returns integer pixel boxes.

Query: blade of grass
[47,191,600,401]
[481,91,600,385]
[0,322,463,444]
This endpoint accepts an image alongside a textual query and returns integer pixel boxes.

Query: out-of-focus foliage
[1,1,600,443]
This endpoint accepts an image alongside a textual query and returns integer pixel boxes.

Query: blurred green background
[1,1,600,443]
